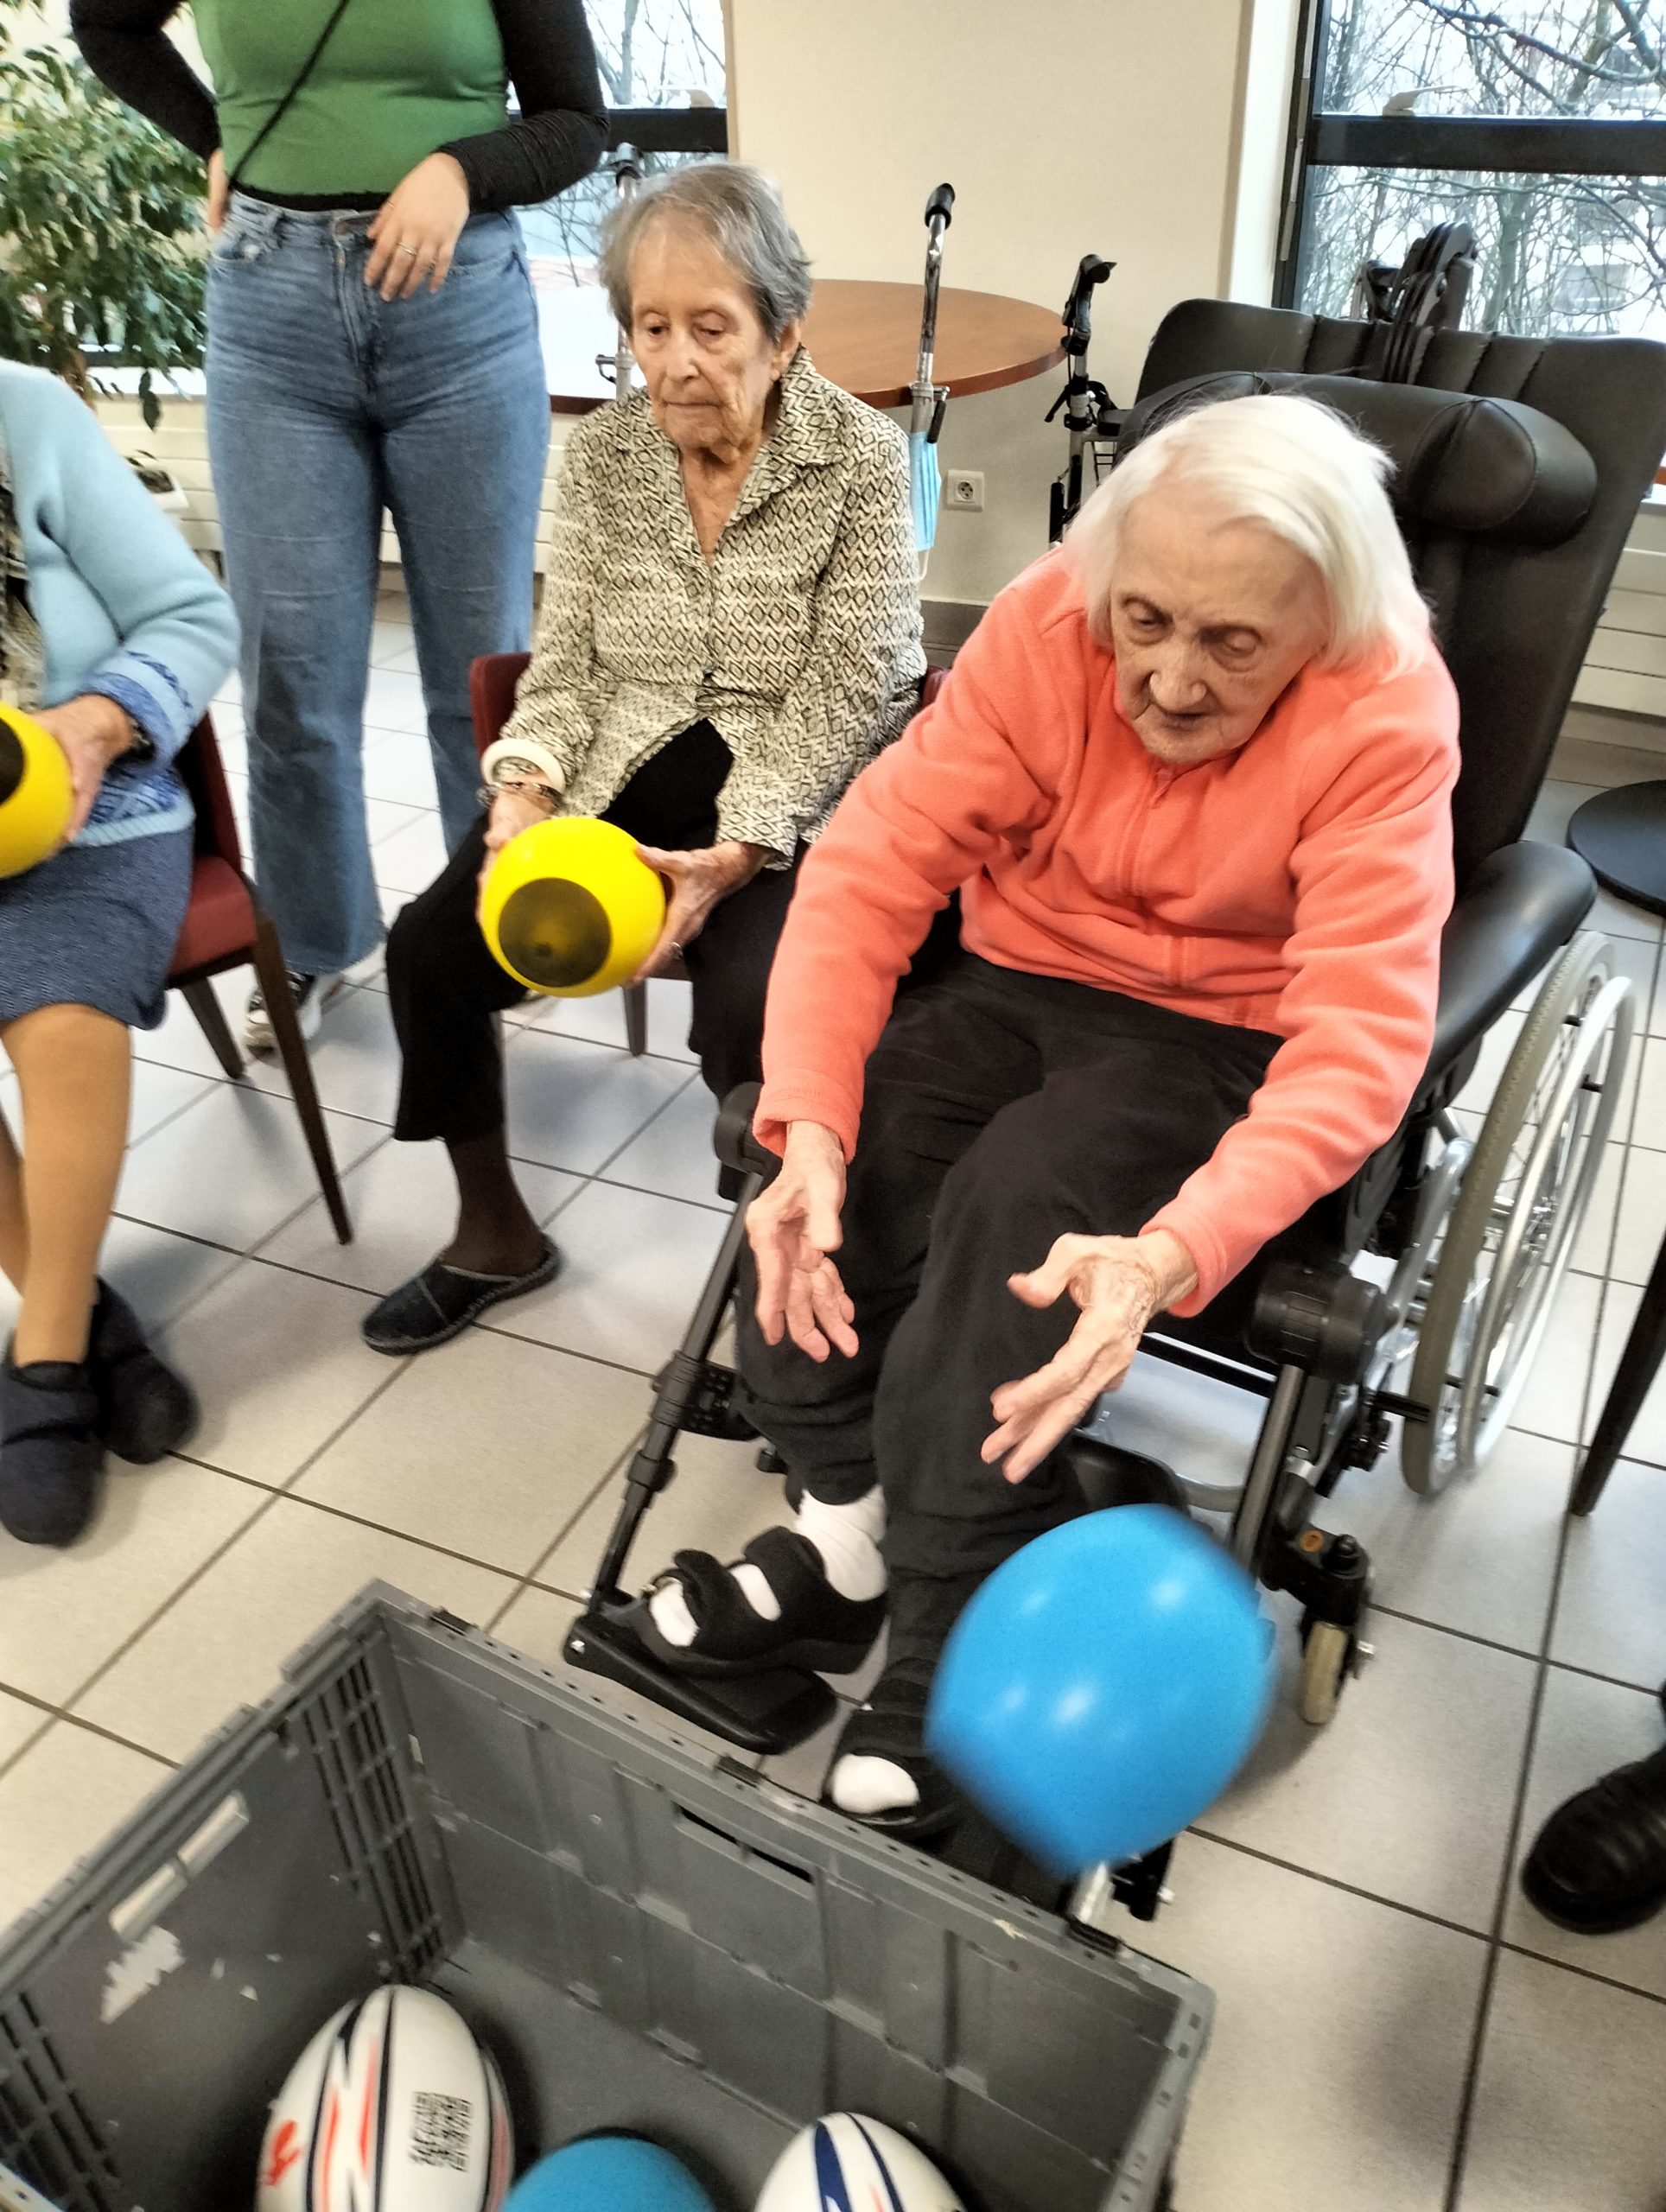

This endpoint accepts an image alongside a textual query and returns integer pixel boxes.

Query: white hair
[1067,391,1431,677]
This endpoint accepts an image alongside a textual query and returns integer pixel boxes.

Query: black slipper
[88,1281,198,1464]
[361,1239,562,1356]
[633,1528,887,1679]
[823,1670,960,1840]
[0,1356,103,1547]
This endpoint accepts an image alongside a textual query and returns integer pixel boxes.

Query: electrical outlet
[945,469,984,512]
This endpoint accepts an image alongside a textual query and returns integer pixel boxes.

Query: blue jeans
[206,195,550,976]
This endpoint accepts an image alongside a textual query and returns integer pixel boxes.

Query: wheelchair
[563,300,1666,1805]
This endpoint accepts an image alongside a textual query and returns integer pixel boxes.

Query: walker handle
[925,182,956,232]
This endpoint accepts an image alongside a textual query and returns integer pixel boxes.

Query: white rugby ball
[256,1986,512,2212]
[754,2114,964,2212]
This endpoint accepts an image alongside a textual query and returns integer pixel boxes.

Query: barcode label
[410,2090,473,2171]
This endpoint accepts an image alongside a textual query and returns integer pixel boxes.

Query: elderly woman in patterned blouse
[367,162,924,1354]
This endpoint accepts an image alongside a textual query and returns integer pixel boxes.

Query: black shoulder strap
[227,0,359,193]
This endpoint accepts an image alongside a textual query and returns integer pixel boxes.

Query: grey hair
[1067,391,1432,678]
[598,162,812,343]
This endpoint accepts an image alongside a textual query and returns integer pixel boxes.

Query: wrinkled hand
[982,1229,1199,1484]
[474,785,550,919]
[30,696,136,845]
[366,154,472,299]
[747,1120,855,1362]
[206,149,229,237]
[633,839,767,982]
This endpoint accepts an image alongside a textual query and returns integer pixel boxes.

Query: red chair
[169,718,352,1243]
[467,656,949,1055]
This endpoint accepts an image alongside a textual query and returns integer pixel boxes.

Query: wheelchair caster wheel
[1299,1618,1355,1726]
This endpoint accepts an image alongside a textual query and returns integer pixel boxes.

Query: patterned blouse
[502,347,925,861]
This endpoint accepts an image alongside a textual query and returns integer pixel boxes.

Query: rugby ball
[256,1986,512,2211]
[754,2115,963,2211]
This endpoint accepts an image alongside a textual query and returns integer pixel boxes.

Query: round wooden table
[535,274,1065,415]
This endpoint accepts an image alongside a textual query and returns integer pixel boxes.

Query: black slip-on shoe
[0,1355,104,1547]
[1522,1740,1666,1934]
[361,1240,562,1356]
[88,1281,197,1464]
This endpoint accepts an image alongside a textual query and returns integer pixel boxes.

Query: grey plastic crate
[0,1586,1210,2212]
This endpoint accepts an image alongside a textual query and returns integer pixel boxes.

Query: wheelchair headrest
[1115,371,1598,550]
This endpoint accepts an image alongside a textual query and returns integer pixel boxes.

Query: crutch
[595,146,644,399]
[908,183,956,572]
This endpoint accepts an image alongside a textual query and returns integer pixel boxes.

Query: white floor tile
[258,1140,580,1297]
[127,1058,219,1146]
[0,1460,264,1707]
[1526,779,1603,845]
[1204,1610,1536,1931]
[114,1084,385,1250]
[207,709,246,774]
[1588,883,1663,948]
[0,1721,172,1939]
[1132,1834,1485,2212]
[1553,1455,1666,1688]
[0,1217,242,1342]
[227,982,406,1126]
[1570,1141,1624,1278]
[363,666,429,735]
[502,1029,690,1175]
[1504,1669,1666,2000]
[484,1178,727,1373]
[157,1260,390,1488]
[73,1496,513,1761]
[370,808,448,897]
[535,1428,790,1599]
[1629,1034,1666,1151]
[1609,1143,1666,1284]
[1510,1268,1603,1446]
[361,732,439,810]
[373,640,422,677]
[134,969,249,1082]
[601,1076,726,1208]
[365,795,429,846]
[1459,1949,1666,2211]
[519,974,699,1065]
[294,1328,643,1575]
[370,618,415,671]
[0,1686,48,1770]
[1321,1426,1571,1656]
[1587,1279,1666,1462]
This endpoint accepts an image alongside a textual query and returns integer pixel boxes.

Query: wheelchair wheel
[1400,934,1634,1494]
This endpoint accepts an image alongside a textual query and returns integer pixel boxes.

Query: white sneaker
[244,972,342,1054]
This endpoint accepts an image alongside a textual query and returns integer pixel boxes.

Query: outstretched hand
[746,1120,856,1362]
[982,1229,1199,1484]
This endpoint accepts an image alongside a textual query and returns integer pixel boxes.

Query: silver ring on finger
[397,243,420,257]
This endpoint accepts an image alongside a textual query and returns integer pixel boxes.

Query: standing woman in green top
[74,0,607,1047]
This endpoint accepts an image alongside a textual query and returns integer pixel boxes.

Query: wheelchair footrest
[563,1599,836,1757]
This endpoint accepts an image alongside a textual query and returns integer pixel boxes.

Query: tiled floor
[3,618,1666,2210]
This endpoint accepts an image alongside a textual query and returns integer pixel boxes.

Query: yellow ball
[480,817,667,997]
[0,704,74,880]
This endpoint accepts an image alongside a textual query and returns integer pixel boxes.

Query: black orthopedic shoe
[633,1529,887,1678]
[1521,1737,1666,1934]
[0,1353,104,1547]
[88,1280,198,1464]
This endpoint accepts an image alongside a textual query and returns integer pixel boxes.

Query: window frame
[1274,0,1666,309]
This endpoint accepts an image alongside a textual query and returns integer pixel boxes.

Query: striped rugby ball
[754,2114,963,2211]
[256,1986,512,2212]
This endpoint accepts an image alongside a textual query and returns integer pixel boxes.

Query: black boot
[87,1281,197,1464]
[0,1355,103,1546]
[1521,1738,1666,1934]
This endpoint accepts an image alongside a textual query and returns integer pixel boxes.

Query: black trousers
[735,954,1281,1586]
[386,723,799,1142]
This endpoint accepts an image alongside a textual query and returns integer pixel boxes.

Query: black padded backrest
[1126,302,1666,889]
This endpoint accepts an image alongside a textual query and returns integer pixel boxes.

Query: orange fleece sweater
[754,551,1460,1316]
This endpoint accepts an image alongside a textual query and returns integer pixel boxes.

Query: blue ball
[926,1506,1275,1874]
[505,2139,715,2211]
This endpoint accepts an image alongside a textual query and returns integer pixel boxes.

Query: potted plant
[0,0,207,429]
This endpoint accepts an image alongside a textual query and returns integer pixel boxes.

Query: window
[521,0,728,288]
[1281,1,1666,340]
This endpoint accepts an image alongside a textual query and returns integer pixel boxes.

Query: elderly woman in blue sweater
[0,362,238,1548]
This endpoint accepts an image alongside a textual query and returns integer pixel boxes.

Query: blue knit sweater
[0,362,238,845]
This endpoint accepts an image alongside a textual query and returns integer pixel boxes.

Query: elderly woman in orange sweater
[639,392,1460,1836]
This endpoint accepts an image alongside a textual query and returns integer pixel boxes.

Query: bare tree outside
[520,0,726,285]
[1298,0,1666,336]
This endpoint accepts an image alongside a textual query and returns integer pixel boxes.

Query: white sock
[830,1753,919,1816]
[648,1488,887,1649]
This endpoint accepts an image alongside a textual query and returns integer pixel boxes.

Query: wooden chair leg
[624,981,649,1058]
[251,908,353,1245]
[179,977,244,1079]
[1571,1226,1666,1515]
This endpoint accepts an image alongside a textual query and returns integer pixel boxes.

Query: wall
[727,0,1279,610]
